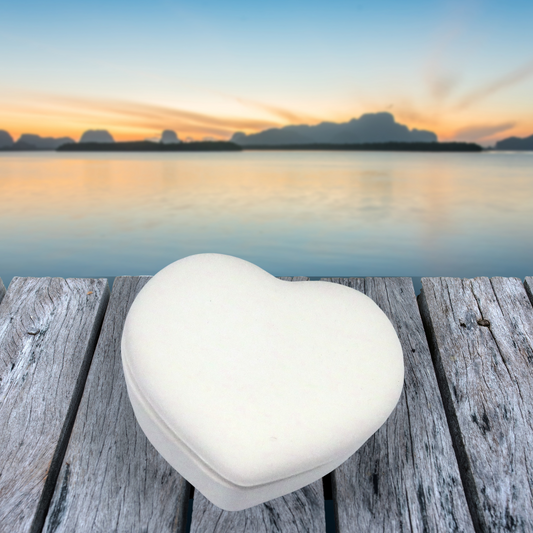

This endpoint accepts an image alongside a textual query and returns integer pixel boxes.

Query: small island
[240,142,483,152]
[56,140,482,153]
[57,141,243,152]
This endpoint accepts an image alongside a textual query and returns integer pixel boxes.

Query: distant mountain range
[1,120,532,151]
[0,131,75,150]
[232,112,438,145]
[494,135,533,150]
[0,129,182,150]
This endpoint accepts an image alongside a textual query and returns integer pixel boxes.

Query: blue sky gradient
[1,0,532,143]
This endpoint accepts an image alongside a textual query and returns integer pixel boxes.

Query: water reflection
[0,151,531,286]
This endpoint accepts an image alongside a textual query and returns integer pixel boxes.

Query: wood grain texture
[419,277,533,532]
[190,481,325,533]
[43,276,190,533]
[0,277,110,533]
[189,275,327,533]
[322,277,473,533]
[525,277,533,307]
[0,277,5,304]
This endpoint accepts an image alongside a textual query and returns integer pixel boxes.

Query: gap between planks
[324,277,473,533]
[0,277,110,533]
[0,277,6,304]
[43,276,190,533]
[419,276,533,532]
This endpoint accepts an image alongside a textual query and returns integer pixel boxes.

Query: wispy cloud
[89,98,279,132]
[424,29,463,102]
[422,0,479,103]
[454,58,533,110]
[450,122,515,142]
[391,99,442,130]
[1,92,282,139]
[0,29,319,133]
[235,96,319,125]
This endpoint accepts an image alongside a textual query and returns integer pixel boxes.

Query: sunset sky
[1,0,532,144]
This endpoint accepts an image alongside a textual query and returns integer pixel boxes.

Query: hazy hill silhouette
[495,134,533,150]
[0,132,74,150]
[19,134,74,149]
[80,130,115,143]
[232,112,437,145]
[0,130,14,148]
[2,141,38,151]
[160,130,180,144]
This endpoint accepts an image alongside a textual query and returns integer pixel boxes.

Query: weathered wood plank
[419,277,533,532]
[325,277,364,292]
[189,276,327,533]
[191,481,325,533]
[323,277,473,533]
[0,277,110,533]
[525,276,533,307]
[43,276,190,533]
[0,277,5,304]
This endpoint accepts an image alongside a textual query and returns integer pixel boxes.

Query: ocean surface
[1,150,532,293]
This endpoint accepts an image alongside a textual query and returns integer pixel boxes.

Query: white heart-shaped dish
[121,254,403,510]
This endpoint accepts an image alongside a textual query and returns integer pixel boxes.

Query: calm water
[1,150,532,292]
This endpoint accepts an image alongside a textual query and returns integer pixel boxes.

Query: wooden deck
[1,274,532,533]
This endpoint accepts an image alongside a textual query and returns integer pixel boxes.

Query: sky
[1,0,532,144]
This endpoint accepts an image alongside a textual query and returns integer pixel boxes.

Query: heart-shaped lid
[122,254,403,488]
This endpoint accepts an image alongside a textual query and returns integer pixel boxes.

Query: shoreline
[2,140,484,152]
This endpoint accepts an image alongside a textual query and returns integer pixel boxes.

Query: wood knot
[27,328,40,335]
[477,319,490,327]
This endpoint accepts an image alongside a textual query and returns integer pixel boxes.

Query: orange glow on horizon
[1,95,532,144]
[3,118,533,145]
